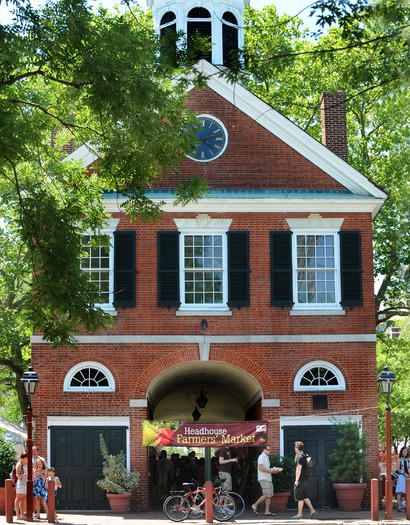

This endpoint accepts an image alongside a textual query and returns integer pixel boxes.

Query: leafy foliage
[270,454,295,492]
[0,433,17,487]
[96,435,139,494]
[243,4,410,324]
[328,420,369,483]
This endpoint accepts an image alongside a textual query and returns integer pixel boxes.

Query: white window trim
[174,215,232,314]
[294,360,346,392]
[63,361,116,392]
[287,216,344,313]
[81,218,119,314]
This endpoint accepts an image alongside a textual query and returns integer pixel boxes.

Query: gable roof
[65,59,387,218]
[189,60,386,202]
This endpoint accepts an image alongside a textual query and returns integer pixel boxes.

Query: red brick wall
[82,210,375,337]
[154,87,347,190]
[320,92,348,162]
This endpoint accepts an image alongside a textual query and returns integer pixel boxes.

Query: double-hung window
[271,217,362,312]
[176,217,232,312]
[183,233,224,306]
[80,235,111,305]
[295,232,339,307]
[79,218,137,312]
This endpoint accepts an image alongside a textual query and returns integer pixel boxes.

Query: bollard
[370,478,379,521]
[5,479,14,523]
[47,480,55,524]
[205,480,213,524]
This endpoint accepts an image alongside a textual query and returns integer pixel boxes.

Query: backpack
[10,466,18,485]
[304,454,315,476]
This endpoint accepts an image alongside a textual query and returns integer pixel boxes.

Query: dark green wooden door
[50,426,126,510]
[283,425,339,508]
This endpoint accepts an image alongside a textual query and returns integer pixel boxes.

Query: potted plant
[328,420,369,511]
[0,435,17,514]
[270,454,294,512]
[96,435,140,513]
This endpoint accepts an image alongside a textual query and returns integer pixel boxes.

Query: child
[45,467,62,522]
[33,458,47,520]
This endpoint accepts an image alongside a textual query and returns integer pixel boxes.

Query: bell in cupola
[147,0,249,67]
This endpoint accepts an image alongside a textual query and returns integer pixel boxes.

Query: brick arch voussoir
[133,347,200,397]
[210,348,276,398]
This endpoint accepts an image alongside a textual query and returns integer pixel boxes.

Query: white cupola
[147,0,249,67]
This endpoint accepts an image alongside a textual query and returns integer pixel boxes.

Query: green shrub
[0,434,17,487]
[328,420,369,483]
[270,454,294,492]
[96,435,139,494]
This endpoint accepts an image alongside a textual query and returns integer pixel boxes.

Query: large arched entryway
[146,361,264,507]
[148,361,262,421]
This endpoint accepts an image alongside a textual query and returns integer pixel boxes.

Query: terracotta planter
[270,491,291,512]
[333,483,367,511]
[106,493,132,513]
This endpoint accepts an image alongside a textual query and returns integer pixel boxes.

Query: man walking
[251,445,282,516]
[292,441,318,519]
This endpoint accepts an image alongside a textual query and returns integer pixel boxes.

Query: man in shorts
[251,445,282,516]
[292,441,317,519]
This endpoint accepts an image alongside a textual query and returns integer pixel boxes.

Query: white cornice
[104,195,384,217]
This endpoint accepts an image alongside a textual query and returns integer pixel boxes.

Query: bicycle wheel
[228,491,245,517]
[213,493,235,522]
[163,495,190,522]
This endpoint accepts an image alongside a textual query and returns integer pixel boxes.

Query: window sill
[176,309,232,317]
[98,306,118,316]
[290,309,345,316]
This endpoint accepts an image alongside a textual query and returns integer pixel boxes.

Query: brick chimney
[320,92,348,162]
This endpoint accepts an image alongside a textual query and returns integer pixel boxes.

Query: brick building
[30,0,387,511]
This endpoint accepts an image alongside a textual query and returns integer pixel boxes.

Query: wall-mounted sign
[142,421,268,447]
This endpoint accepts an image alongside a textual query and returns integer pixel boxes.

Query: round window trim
[64,361,115,392]
[187,115,228,163]
[294,360,345,391]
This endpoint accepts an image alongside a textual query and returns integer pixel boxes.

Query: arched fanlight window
[64,362,115,392]
[222,12,238,67]
[160,11,177,37]
[294,361,346,391]
[159,11,177,63]
[187,8,212,62]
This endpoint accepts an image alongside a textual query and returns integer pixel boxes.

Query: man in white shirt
[251,445,282,516]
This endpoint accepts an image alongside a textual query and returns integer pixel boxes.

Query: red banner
[142,421,268,447]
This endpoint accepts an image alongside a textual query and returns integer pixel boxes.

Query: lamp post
[21,365,39,523]
[377,366,396,520]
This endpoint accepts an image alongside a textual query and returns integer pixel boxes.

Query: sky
[0,0,317,28]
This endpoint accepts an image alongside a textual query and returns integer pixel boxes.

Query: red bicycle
[163,479,235,522]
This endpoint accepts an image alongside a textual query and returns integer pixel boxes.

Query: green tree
[377,320,410,449]
[0,0,205,344]
[0,0,207,417]
[243,7,410,324]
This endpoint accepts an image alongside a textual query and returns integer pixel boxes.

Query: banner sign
[142,420,268,448]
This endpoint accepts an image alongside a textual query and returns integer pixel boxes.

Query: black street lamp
[377,366,396,520]
[21,365,39,523]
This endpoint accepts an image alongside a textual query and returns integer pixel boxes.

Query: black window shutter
[158,231,180,307]
[113,231,136,308]
[227,231,250,307]
[339,231,362,307]
[271,231,293,306]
